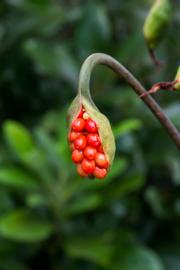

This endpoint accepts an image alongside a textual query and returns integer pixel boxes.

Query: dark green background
[0,0,179,269]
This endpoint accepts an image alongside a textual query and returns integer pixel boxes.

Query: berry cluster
[68,106,109,179]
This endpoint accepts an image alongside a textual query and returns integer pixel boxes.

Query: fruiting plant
[68,106,110,179]
[143,0,172,65]
[68,53,180,179]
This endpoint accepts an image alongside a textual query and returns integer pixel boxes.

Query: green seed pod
[174,66,180,91]
[68,94,115,167]
[143,0,172,50]
[67,55,116,172]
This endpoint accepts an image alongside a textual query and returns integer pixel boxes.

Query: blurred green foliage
[0,0,180,269]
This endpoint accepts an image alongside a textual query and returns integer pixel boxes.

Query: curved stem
[78,53,180,150]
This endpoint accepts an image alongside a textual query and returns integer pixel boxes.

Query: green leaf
[107,174,145,200]
[159,244,180,270]
[112,245,164,270]
[105,158,128,183]
[65,193,103,216]
[0,209,53,242]
[26,193,46,208]
[3,121,35,159]
[0,167,38,189]
[75,3,111,55]
[35,128,62,171]
[23,40,78,85]
[113,119,142,138]
[0,260,26,270]
[65,236,114,267]
[0,190,13,214]
[145,186,167,218]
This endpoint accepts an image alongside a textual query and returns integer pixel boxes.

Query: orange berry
[86,133,100,148]
[77,163,88,177]
[93,167,107,179]
[68,131,81,142]
[72,118,85,132]
[74,135,87,150]
[81,159,95,174]
[84,146,97,160]
[85,119,98,133]
[72,150,83,163]
[95,153,109,168]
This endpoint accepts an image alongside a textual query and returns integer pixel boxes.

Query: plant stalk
[78,53,180,150]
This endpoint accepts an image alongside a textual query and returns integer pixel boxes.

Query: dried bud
[67,94,115,179]
[174,67,180,91]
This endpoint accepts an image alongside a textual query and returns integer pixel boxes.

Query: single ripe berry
[77,163,88,177]
[85,119,98,133]
[81,159,95,174]
[68,131,81,142]
[72,149,83,163]
[72,118,85,132]
[87,133,100,147]
[93,167,107,179]
[74,135,87,150]
[95,153,109,169]
[78,107,84,118]
[84,146,97,160]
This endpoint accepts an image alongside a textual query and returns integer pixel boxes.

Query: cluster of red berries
[68,106,109,179]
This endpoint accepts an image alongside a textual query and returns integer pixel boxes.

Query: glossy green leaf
[113,118,142,138]
[23,40,78,85]
[0,260,26,270]
[145,186,167,218]
[26,193,46,208]
[112,245,164,270]
[0,209,53,242]
[104,158,128,183]
[0,167,38,189]
[3,121,35,159]
[65,193,103,216]
[107,174,145,200]
[65,236,114,267]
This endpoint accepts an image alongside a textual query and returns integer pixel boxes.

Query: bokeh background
[0,0,180,269]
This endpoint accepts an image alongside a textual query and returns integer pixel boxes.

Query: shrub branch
[79,53,180,150]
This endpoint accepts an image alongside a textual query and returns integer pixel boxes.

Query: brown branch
[139,80,178,98]
[79,53,180,150]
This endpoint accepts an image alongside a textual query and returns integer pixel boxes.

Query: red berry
[95,153,109,169]
[77,163,88,177]
[93,167,107,179]
[72,150,83,163]
[97,145,104,153]
[86,133,100,148]
[84,146,97,160]
[81,159,95,174]
[85,119,98,133]
[74,135,87,150]
[68,131,81,142]
[78,107,84,118]
[72,118,85,132]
